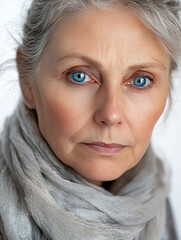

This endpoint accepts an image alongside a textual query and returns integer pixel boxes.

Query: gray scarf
[0,101,170,240]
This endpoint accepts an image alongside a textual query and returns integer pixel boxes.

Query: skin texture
[20,6,170,186]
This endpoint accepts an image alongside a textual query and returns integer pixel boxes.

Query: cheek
[131,91,167,152]
[37,84,94,140]
[43,97,84,137]
[123,99,166,167]
[136,108,162,139]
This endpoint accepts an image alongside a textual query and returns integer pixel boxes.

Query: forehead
[44,6,170,69]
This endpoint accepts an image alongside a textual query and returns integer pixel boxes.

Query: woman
[0,0,180,239]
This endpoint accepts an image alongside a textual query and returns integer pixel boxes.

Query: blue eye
[70,71,89,83]
[131,76,151,88]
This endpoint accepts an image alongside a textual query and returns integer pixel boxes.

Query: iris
[133,76,150,88]
[72,72,86,82]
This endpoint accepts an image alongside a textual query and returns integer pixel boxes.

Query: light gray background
[0,0,181,238]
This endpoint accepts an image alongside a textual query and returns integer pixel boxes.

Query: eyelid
[129,70,154,81]
[64,66,99,84]
[124,72,154,88]
[68,72,90,83]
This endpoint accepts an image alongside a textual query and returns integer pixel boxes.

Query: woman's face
[27,6,170,185]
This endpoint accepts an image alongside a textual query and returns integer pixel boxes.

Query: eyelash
[64,68,154,89]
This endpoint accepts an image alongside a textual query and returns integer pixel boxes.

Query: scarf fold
[0,101,170,240]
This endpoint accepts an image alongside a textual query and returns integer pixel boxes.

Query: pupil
[136,77,145,85]
[77,73,84,79]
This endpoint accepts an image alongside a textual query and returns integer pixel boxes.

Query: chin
[78,165,128,184]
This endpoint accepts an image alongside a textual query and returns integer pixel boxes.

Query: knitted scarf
[0,101,170,240]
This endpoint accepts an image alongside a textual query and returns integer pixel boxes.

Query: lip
[82,142,126,156]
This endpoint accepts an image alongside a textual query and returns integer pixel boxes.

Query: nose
[94,88,124,127]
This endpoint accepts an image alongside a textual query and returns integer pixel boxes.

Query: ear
[19,81,36,109]
[16,49,36,109]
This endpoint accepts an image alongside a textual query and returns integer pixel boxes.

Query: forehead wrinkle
[96,37,124,71]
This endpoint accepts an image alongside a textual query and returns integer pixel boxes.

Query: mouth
[82,142,126,156]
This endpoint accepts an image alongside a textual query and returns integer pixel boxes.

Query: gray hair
[17,0,181,86]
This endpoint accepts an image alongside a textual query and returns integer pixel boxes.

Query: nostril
[100,119,122,126]
[100,120,106,124]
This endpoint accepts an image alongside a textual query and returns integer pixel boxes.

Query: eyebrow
[57,53,168,71]
[127,63,167,71]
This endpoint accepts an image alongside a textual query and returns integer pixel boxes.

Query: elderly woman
[0,0,180,239]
